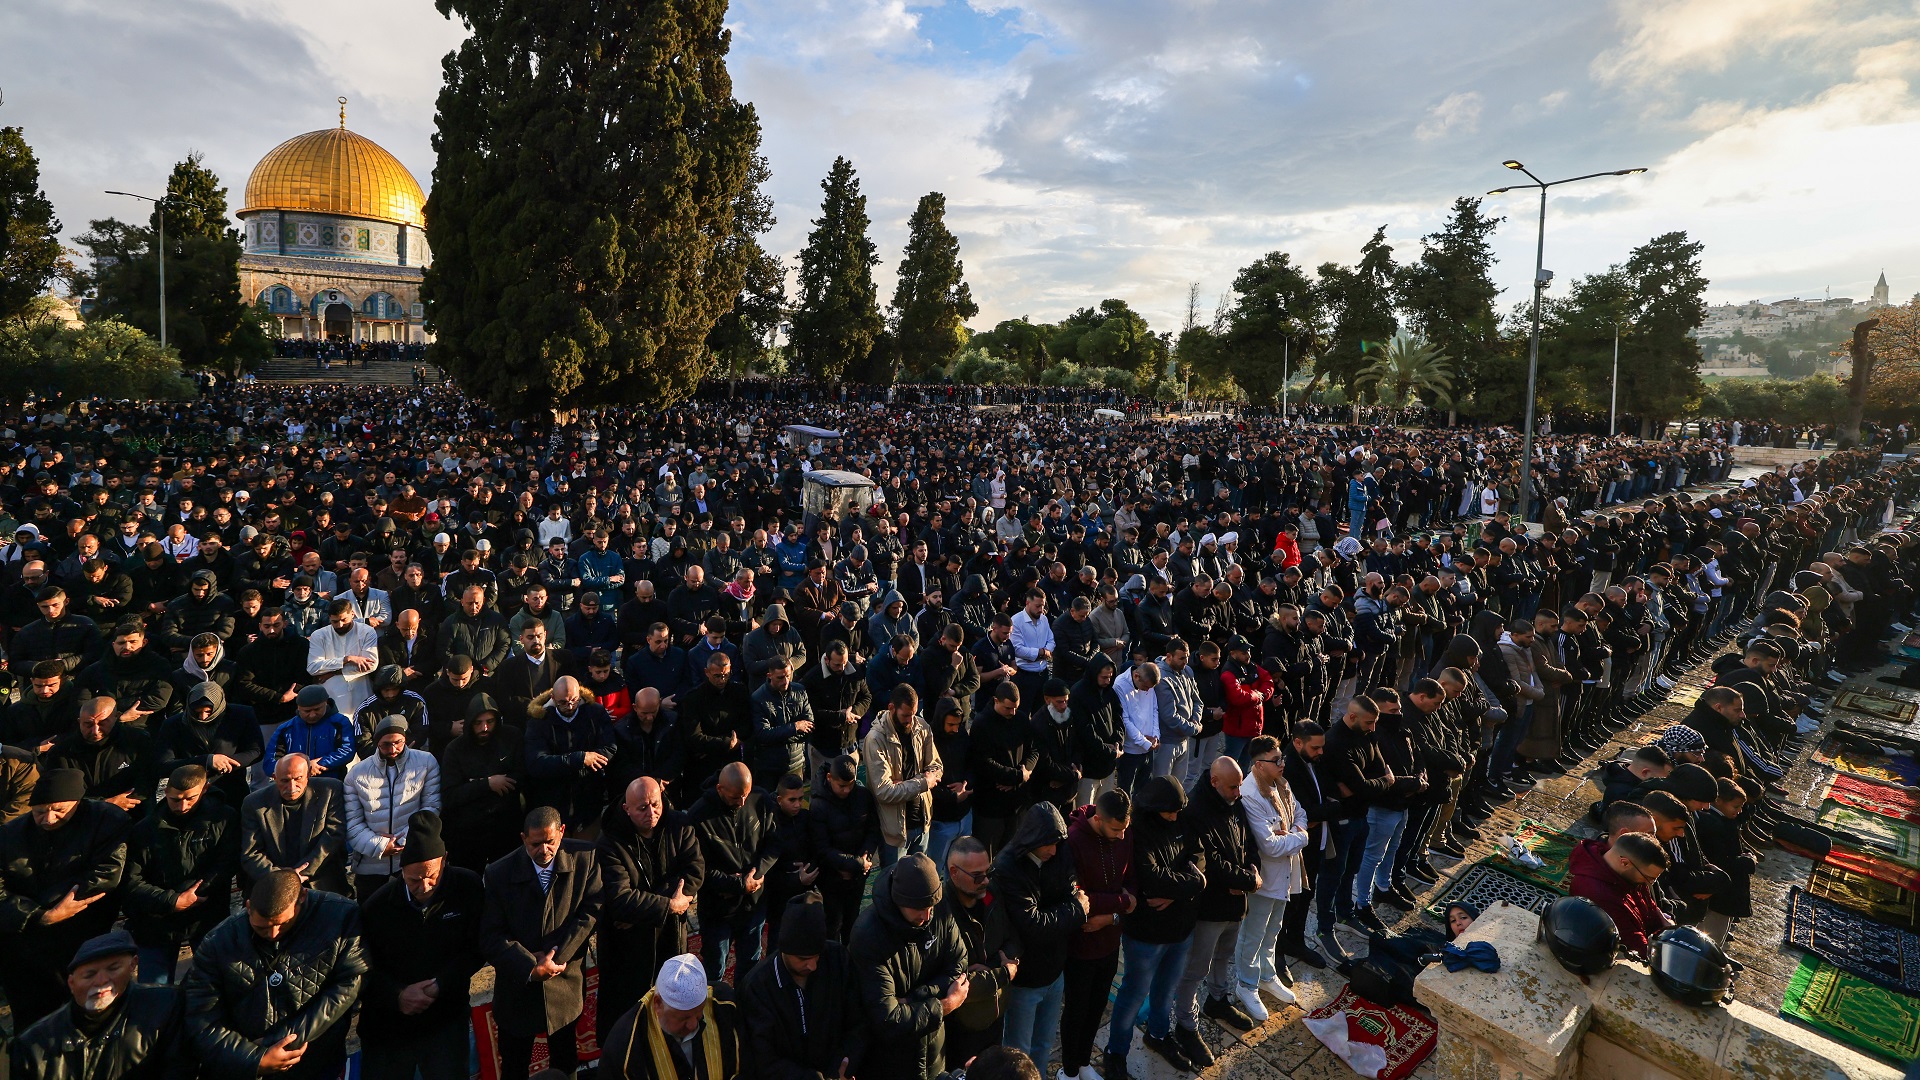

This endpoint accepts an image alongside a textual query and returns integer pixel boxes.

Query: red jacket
[1221,662,1275,739]
[1568,838,1670,959]
[1066,803,1133,959]
[1271,532,1302,571]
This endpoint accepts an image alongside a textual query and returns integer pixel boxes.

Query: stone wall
[1730,445,1834,469]
[1414,902,1900,1080]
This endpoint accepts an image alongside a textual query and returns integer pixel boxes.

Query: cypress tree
[1,125,66,325]
[890,191,976,380]
[791,156,882,383]
[425,0,766,414]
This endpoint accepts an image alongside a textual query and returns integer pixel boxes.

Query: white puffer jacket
[343,747,442,877]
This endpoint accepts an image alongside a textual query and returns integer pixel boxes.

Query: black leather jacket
[11,985,194,1080]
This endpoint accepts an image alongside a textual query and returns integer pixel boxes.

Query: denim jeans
[1105,935,1194,1054]
[928,814,971,868]
[1352,806,1407,908]
[699,907,766,983]
[1175,919,1238,1029]
[1002,974,1066,1068]
[1488,703,1535,782]
[1116,751,1152,794]
[1223,734,1251,770]
[137,944,182,985]
[1236,893,1288,987]
[881,827,929,869]
[1319,816,1369,929]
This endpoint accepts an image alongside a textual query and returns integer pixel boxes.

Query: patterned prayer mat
[1491,818,1581,890]
[1782,956,1920,1065]
[1813,737,1920,787]
[1835,690,1920,724]
[1307,985,1439,1080]
[1819,802,1920,870]
[1828,773,1920,824]
[1822,846,1920,891]
[1424,860,1562,922]
[1809,860,1920,932]
[1784,886,1920,993]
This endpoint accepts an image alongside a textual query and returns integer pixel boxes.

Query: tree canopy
[1,125,67,327]
[889,191,977,380]
[791,156,883,383]
[424,0,766,414]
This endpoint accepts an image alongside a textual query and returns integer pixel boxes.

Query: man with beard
[1028,679,1082,814]
[439,585,513,677]
[421,654,484,754]
[865,684,943,865]
[809,755,881,942]
[596,776,704,1049]
[44,695,163,814]
[991,802,1088,1070]
[121,765,240,985]
[306,599,379,722]
[847,853,971,1080]
[800,641,871,777]
[677,653,751,802]
[686,762,780,982]
[525,675,618,833]
[77,622,175,729]
[343,716,441,899]
[938,836,1018,1070]
[481,806,603,1080]
[181,870,367,1080]
[599,953,747,1080]
[440,695,526,873]
[358,812,486,1080]
[11,585,102,676]
[231,608,310,749]
[12,928,192,1080]
[157,682,262,811]
[4,660,81,754]
[240,753,348,895]
[0,769,131,1028]
[742,891,871,1080]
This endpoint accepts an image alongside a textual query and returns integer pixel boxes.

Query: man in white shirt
[1114,661,1162,794]
[1010,587,1055,712]
[308,598,380,720]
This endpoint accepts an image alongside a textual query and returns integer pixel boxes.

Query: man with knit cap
[11,929,192,1080]
[343,714,441,899]
[0,768,131,1028]
[742,891,870,1079]
[847,851,971,1080]
[601,952,746,1080]
[359,810,486,1080]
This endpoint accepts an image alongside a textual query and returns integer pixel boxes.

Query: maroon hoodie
[1568,837,1670,959]
[1066,802,1134,960]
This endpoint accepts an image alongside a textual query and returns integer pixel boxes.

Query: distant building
[1873,271,1890,308]
[235,99,430,344]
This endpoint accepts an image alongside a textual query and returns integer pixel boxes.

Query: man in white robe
[307,597,381,719]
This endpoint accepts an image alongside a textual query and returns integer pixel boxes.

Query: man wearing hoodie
[741,603,808,694]
[1568,831,1671,959]
[1104,774,1206,1076]
[992,802,1090,1069]
[156,681,262,812]
[1061,789,1133,1080]
[868,589,918,654]
[440,694,525,873]
[1153,638,1204,782]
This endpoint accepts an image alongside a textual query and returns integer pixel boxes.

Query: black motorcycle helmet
[1648,926,1739,1006]
[1538,896,1619,977]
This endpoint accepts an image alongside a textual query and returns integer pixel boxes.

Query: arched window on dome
[362,292,402,319]
[259,285,300,314]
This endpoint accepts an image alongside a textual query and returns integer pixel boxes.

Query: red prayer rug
[1824,847,1920,892]
[1306,985,1439,1080]
[1829,774,1920,824]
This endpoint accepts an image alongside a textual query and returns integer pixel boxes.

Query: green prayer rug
[1781,956,1920,1064]
[1817,802,1920,871]
[1491,818,1581,890]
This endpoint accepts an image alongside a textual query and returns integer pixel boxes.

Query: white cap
[434,532,450,545]
[476,538,493,550]
[655,953,708,1011]
[1200,533,1217,546]
[1220,531,1239,545]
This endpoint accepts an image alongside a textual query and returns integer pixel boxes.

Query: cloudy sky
[6,0,1919,332]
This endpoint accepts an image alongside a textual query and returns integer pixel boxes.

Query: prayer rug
[1835,690,1920,724]
[1828,773,1920,824]
[1809,860,1920,932]
[1813,737,1920,787]
[1423,860,1561,923]
[1784,886,1920,994]
[1823,846,1920,891]
[1491,818,1581,890]
[1782,956,1920,1065]
[471,966,601,1080]
[1819,802,1920,870]
[1307,985,1439,1080]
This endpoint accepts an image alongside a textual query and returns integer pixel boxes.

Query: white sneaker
[1236,983,1271,1024]
[1259,976,1298,1006]
[1060,1069,1101,1080]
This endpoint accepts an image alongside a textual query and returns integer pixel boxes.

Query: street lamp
[105,189,166,350]
[1487,160,1646,526]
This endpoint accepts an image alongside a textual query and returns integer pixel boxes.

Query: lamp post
[1488,160,1646,526]
[1610,323,1621,437]
[105,189,166,350]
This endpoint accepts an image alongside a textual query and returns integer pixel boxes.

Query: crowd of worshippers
[0,386,1916,1080]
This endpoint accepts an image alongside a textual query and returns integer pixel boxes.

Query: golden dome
[241,119,426,229]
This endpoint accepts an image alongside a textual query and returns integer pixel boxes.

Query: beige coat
[862,714,942,846]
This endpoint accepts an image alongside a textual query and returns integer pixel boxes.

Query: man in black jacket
[596,775,704,1049]
[809,755,881,943]
[0,769,132,1028]
[439,694,526,873]
[11,929,193,1080]
[156,681,262,812]
[10,586,102,676]
[1279,721,1335,970]
[77,622,175,729]
[687,761,780,982]
[181,869,367,1080]
[677,653,751,802]
[741,892,872,1080]
[968,684,1037,852]
[480,806,602,1080]
[847,854,971,1080]
[1318,694,1415,953]
[44,694,164,814]
[359,812,485,1080]
[122,765,240,984]
[990,801,1088,1070]
[799,643,871,775]
[230,607,310,739]
[1174,756,1264,1065]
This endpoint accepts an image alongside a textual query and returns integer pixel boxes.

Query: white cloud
[1415,92,1484,142]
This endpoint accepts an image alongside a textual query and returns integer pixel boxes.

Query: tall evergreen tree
[1617,231,1708,432]
[1222,252,1322,405]
[889,192,977,379]
[1315,226,1398,393]
[1399,197,1503,408]
[1,125,66,326]
[791,156,882,383]
[705,154,784,375]
[75,153,269,376]
[425,0,766,414]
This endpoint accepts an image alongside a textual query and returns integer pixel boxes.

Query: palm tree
[1352,330,1455,407]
